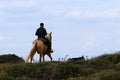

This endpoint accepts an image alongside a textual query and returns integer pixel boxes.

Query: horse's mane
[45,32,52,41]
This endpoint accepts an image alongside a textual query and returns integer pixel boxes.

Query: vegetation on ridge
[0,52,120,80]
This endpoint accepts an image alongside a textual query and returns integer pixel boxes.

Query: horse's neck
[45,34,51,42]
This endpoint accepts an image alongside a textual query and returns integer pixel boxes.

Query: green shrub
[0,54,24,63]
[55,61,96,79]
[95,53,120,64]
[87,53,120,70]
[0,75,14,80]
[1,62,60,80]
[98,70,120,80]
[0,52,120,79]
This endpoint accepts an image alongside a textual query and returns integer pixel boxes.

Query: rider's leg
[45,39,53,52]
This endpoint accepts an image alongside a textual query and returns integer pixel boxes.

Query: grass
[0,52,120,80]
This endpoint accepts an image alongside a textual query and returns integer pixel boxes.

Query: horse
[25,32,53,63]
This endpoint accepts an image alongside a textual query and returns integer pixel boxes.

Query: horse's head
[45,32,52,41]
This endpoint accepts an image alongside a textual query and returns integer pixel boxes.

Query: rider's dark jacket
[35,27,47,39]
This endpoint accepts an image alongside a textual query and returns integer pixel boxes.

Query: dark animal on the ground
[68,56,85,61]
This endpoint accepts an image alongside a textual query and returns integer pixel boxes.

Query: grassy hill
[0,52,120,80]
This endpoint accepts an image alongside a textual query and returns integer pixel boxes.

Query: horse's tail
[25,41,37,63]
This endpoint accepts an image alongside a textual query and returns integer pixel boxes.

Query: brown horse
[25,32,53,63]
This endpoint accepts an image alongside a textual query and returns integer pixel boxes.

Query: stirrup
[48,48,53,53]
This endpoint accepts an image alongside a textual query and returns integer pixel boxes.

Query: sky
[0,0,120,61]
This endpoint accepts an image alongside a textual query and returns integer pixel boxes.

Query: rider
[35,23,53,53]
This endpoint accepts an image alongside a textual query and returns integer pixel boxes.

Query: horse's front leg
[43,55,45,62]
[39,54,42,62]
[47,53,52,61]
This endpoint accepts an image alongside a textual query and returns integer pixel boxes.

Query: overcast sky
[0,0,120,61]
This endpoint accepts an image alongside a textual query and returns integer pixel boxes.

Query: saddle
[38,38,47,45]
